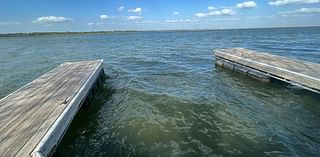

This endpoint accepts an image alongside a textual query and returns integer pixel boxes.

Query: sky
[0,0,320,33]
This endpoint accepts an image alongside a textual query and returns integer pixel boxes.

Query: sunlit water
[1,27,320,156]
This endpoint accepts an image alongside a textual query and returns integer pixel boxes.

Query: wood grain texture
[0,60,103,157]
[215,48,320,92]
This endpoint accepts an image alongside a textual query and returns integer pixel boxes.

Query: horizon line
[1,25,320,35]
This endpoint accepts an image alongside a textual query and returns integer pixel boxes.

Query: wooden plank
[1,64,94,156]
[0,65,77,132]
[33,61,104,157]
[215,48,320,92]
[0,66,76,153]
[16,63,98,157]
[0,65,68,114]
[0,60,104,157]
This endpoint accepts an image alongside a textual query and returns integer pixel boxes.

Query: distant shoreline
[1,26,319,37]
[0,31,138,37]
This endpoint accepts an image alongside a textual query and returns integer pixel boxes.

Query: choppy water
[1,27,320,156]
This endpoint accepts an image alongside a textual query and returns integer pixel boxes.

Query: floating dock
[215,48,320,93]
[0,60,104,157]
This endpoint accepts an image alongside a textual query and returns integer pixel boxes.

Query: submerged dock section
[0,60,104,157]
[215,48,320,93]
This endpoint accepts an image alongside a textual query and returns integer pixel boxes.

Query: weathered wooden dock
[215,48,320,93]
[0,60,104,157]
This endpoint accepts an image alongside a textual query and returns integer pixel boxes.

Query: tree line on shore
[0,31,137,37]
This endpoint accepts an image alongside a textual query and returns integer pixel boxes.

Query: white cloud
[194,13,207,18]
[88,22,105,26]
[173,11,180,15]
[208,11,222,16]
[100,15,116,20]
[126,16,143,20]
[208,6,216,10]
[0,22,21,25]
[118,6,124,12]
[195,9,235,18]
[100,14,109,20]
[279,7,320,16]
[95,22,105,25]
[32,16,71,23]
[245,16,275,19]
[135,20,160,24]
[128,8,142,14]
[237,1,257,9]
[213,18,241,21]
[165,19,199,23]
[221,9,235,15]
[269,0,320,6]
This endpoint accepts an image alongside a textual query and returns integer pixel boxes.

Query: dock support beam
[215,56,270,82]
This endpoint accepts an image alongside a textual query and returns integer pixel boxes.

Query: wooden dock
[0,60,104,157]
[215,48,320,93]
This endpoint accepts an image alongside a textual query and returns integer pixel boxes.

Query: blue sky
[0,0,320,33]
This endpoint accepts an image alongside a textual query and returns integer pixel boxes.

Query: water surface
[0,27,320,156]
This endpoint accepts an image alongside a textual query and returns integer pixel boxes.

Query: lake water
[1,27,320,156]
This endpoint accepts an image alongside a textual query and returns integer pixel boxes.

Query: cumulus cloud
[128,8,142,14]
[118,6,124,12]
[100,14,110,20]
[126,16,143,20]
[279,7,320,16]
[173,11,180,15]
[194,13,207,18]
[194,9,235,18]
[100,15,116,20]
[220,9,235,15]
[237,1,257,9]
[32,16,71,23]
[208,6,216,10]
[269,0,320,6]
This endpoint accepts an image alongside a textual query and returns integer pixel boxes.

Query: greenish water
[0,27,320,156]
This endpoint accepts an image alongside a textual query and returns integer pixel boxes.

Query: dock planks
[0,60,104,157]
[215,48,320,93]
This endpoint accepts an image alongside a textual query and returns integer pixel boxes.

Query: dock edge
[31,59,104,157]
[214,48,320,94]
[215,50,271,82]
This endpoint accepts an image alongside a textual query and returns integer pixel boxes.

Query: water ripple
[1,28,320,156]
